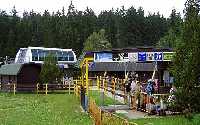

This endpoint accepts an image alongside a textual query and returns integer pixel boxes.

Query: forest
[0,1,182,58]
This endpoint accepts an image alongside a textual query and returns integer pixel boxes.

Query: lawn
[129,115,200,125]
[89,90,122,106]
[0,93,93,125]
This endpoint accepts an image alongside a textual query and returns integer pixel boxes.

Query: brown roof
[89,62,156,72]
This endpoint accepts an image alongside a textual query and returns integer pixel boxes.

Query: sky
[0,0,186,17]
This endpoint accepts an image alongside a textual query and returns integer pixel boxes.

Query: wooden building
[0,63,41,91]
[80,47,174,86]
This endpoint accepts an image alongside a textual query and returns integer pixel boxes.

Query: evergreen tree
[39,54,63,84]
[157,9,183,48]
[83,29,112,51]
[0,2,171,57]
[172,0,200,112]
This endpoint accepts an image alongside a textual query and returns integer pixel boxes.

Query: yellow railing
[89,99,102,125]
[88,98,138,125]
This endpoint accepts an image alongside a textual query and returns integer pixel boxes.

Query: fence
[88,98,138,125]
[0,83,16,95]
[36,83,74,94]
[0,82,74,95]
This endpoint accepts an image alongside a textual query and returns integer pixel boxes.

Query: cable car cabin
[14,47,77,66]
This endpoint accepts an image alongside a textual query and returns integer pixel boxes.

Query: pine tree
[39,54,63,84]
[172,0,200,112]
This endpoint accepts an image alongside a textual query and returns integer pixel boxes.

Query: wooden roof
[0,64,22,75]
[89,62,156,72]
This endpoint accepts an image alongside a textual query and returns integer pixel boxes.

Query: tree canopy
[0,2,173,58]
[83,29,112,51]
[157,9,183,48]
[172,0,200,112]
[39,54,63,84]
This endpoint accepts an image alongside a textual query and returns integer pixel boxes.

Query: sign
[154,52,163,61]
[146,52,154,61]
[94,53,113,62]
[138,52,146,61]
[112,53,128,61]
[128,53,138,62]
[163,52,174,61]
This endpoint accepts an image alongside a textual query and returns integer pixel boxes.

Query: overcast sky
[0,0,186,17]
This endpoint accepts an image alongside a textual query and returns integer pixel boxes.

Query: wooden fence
[88,98,137,125]
[0,83,75,95]
[36,84,74,94]
[0,83,16,95]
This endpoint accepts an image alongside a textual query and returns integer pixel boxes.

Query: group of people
[124,73,177,114]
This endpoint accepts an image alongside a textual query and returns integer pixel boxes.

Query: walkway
[90,86,148,119]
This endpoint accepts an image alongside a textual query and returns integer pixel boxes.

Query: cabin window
[57,51,63,61]
[31,49,38,61]
[68,51,74,61]
[16,49,27,63]
[62,51,74,61]
[31,49,74,62]
[38,50,45,61]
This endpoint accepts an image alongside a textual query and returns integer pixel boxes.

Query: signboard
[146,52,154,61]
[128,53,138,62]
[163,52,174,61]
[112,53,128,61]
[154,52,163,61]
[138,52,146,61]
[94,53,113,62]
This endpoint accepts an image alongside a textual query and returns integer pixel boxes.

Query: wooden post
[106,78,108,95]
[114,78,117,95]
[123,79,127,104]
[97,76,100,91]
[69,80,71,94]
[103,78,105,95]
[13,84,16,95]
[45,84,48,95]
[100,76,102,89]
[75,82,77,96]
[36,83,39,94]
[74,80,76,95]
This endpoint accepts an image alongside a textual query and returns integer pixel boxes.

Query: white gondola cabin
[14,47,77,65]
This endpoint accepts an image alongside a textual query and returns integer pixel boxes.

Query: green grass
[0,93,93,125]
[129,115,200,125]
[89,90,122,106]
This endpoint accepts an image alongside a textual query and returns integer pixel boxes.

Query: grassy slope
[0,93,92,125]
[89,90,122,106]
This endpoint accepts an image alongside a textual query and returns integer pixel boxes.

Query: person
[145,79,154,95]
[125,78,131,107]
[131,79,136,95]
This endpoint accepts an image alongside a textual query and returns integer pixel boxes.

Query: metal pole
[85,59,89,95]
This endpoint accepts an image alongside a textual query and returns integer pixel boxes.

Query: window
[38,50,45,61]
[57,51,63,61]
[62,51,74,61]
[31,49,38,61]
[31,49,74,62]
[17,49,27,63]
[68,51,74,61]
